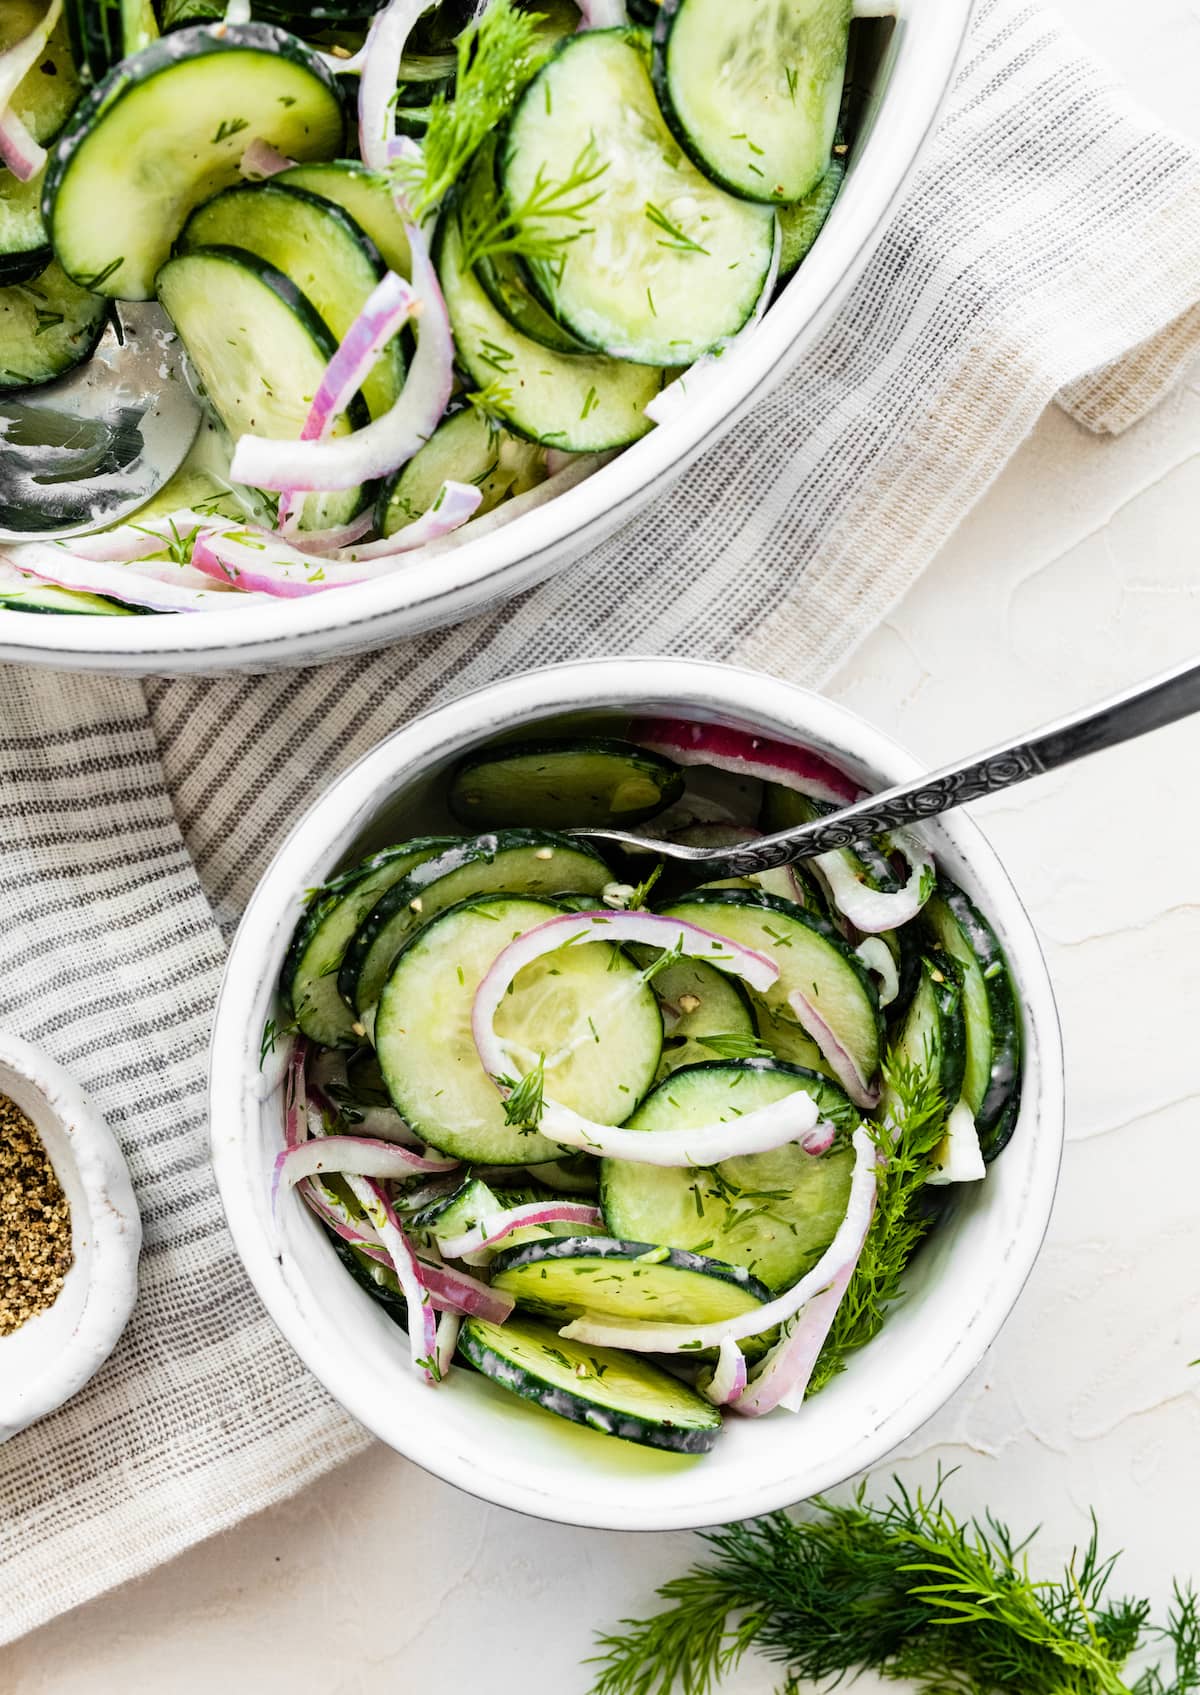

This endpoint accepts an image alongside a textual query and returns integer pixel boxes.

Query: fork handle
[718,652,1200,873]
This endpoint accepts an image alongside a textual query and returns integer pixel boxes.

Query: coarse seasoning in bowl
[0,0,972,675]
[209,658,1063,1528]
[0,1032,141,1443]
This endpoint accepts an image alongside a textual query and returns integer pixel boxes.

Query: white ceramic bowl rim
[0,1031,141,1443]
[0,0,975,671]
[210,656,1064,1530]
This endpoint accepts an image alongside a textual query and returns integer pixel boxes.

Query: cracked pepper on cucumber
[0,0,855,614]
[271,718,1024,1454]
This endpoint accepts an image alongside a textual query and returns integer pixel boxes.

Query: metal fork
[572,653,1200,874]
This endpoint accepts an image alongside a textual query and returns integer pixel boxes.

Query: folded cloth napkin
[2,0,1198,1646]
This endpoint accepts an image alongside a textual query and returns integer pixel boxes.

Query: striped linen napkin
[2,0,1198,1643]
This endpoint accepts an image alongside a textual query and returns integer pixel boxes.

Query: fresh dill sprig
[467,376,515,423]
[259,1014,298,1068]
[458,137,609,273]
[397,0,546,216]
[643,201,709,256]
[695,1033,775,1061]
[499,1052,546,1130]
[806,1043,948,1395]
[626,863,664,911]
[638,934,686,988]
[587,1470,1200,1695]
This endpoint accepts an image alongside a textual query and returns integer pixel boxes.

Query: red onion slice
[283,1040,309,1149]
[0,543,246,611]
[230,228,453,494]
[815,830,935,935]
[435,1200,603,1260]
[419,1261,514,1323]
[0,108,44,180]
[64,509,229,564]
[0,0,63,115]
[472,909,842,1166]
[357,0,428,170]
[577,0,628,24]
[435,1310,461,1378]
[273,1133,457,1204]
[239,138,294,180]
[788,985,880,1110]
[703,1337,748,1407]
[629,717,858,807]
[559,1126,877,1353]
[351,1177,439,1381]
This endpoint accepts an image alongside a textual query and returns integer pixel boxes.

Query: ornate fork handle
[715,654,1200,876]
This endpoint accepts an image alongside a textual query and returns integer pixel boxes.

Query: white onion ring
[357,0,431,171]
[471,909,842,1166]
[855,937,900,1007]
[703,1337,748,1407]
[230,226,453,494]
[0,543,246,611]
[559,1126,877,1353]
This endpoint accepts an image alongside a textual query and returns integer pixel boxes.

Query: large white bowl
[210,657,1063,1528]
[0,0,972,675]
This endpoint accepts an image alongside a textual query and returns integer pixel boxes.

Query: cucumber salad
[273,718,1023,1455]
[0,0,853,615]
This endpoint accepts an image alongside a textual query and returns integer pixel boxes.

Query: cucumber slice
[177,182,404,422]
[44,22,344,300]
[0,261,107,393]
[281,837,458,1046]
[375,408,544,537]
[374,894,663,1164]
[0,169,51,287]
[65,0,157,83]
[658,888,883,1095]
[631,950,757,1078]
[752,1001,831,1074]
[435,204,663,452]
[6,12,82,146]
[156,246,368,532]
[458,1312,721,1453]
[341,828,613,1015]
[525,1154,600,1195]
[923,878,1022,1157]
[887,951,966,1119]
[602,1060,856,1289]
[652,0,850,204]
[761,783,901,894]
[778,155,845,280]
[448,737,684,830]
[276,161,412,279]
[490,1234,772,1328]
[409,1174,498,1235]
[460,137,590,356]
[502,29,775,365]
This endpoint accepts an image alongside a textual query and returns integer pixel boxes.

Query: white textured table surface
[4,3,1199,1687]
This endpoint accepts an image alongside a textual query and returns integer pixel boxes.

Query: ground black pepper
[0,1092,73,1336]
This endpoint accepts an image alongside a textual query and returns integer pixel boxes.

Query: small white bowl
[0,1033,141,1443]
[210,658,1063,1529]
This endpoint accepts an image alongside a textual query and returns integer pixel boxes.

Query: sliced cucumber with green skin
[752,1001,832,1075]
[887,951,966,1119]
[156,246,368,532]
[6,12,83,146]
[0,261,108,393]
[436,200,663,451]
[923,878,1022,1158]
[177,182,404,422]
[66,0,157,84]
[628,949,757,1079]
[330,1234,410,1329]
[341,828,613,1015]
[652,0,850,204]
[761,783,901,895]
[375,894,662,1164]
[503,29,775,365]
[460,137,590,357]
[778,155,845,281]
[525,1154,600,1195]
[409,1173,497,1235]
[0,572,137,616]
[281,837,458,1046]
[375,408,544,537]
[658,888,883,1097]
[603,1060,856,1290]
[0,170,51,286]
[490,1234,772,1331]
[45,22,344,300]
[449,738,684,831]
[458,1312,722,1453]
[276,161,413,280]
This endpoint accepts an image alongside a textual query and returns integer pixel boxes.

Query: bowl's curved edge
[209,656,1064,1529]
[0,1032,142,1443]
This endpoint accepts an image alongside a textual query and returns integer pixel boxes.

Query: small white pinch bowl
[0,1032,141,1444]
[210,658,1064,1529]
